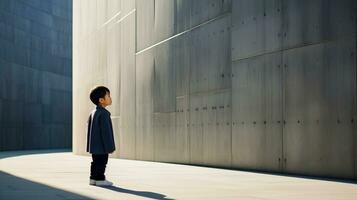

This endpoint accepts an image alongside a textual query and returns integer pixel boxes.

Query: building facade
[73,0,357,179]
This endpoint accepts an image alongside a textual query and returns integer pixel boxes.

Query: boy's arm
[86,115,92,152]
[99,112,115,153]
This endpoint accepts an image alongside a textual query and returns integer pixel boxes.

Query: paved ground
[1,150,357,200]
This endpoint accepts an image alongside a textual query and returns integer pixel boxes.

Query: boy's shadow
[98,185,175,200]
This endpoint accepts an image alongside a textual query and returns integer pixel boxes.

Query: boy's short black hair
[90,86,110,105]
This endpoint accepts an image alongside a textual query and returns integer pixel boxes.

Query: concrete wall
[0,0,72,151]
[73,0,357,179]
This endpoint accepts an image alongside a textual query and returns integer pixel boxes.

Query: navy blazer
[86,106,116,154]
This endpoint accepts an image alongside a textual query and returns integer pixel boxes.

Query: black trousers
[90,154,108,180]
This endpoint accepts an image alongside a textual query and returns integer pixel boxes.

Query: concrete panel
[202,91,232,167]
[30,35,47,52]
[154,112,176,162]
[96,0,108,28]
[173,27,190,98]
[106,22,121,116]
[49,125,66,149]
[64,125,72,147]
[30,22,55,42]
[23,67,41,104]
[41,86,50,105]
[1,127,23,150]
[51,124,71,149]
[135,50,155,161]
[24,103,42,126]
[190,0,231,28]
[44,91,67,124]
[231,0,282,61]
[0,21,14,42]
[190,15,231,94]
[39,90,70,126]
[283,39,356,178]
[136,0,155,51]
[51,15,72,34]
[23,126,50,149]
[119,12,136,159]
[92,27,108,83]
[41,71,71,92]
[197,1,234,26]
[121,0,135,16]
[0,63,25,102]
[154,42,176,112]
[190,91,232,167]
[12,0,54,28]
[51,1,71,20]
[9,83,25,102]
[107,0,121,20]
[73,86,92,154]
[88,0,97,35]
[0,41,30,67]
[63,59,72,77]
[283,0,356,49]
[189,94,204,165]
[154,0,175,46]
[0,98,2,125]
[0,101,24,127]
[13,14,31,33]
[175,96,190,163]
[201,94,214,165]
[62,92,72,124]
[136,0,231,52]
[232,52,283,171]
[14,28,31,48]
[174,0,191,33]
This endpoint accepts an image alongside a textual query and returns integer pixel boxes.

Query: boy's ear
[99,97,104,104]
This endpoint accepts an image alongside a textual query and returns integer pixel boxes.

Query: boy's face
[99,92,112,107]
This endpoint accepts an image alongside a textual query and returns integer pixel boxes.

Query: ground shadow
[0,171,93,200]
[1,149,174,199]
[98,185,175,200]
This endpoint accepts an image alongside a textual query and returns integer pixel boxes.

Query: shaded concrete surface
[1,150,357,200]
[0,0,72,151]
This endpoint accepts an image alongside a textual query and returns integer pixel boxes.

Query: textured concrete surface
[0,0,72,151]
[73,0,357,179]
[230,0,357,179]
[1,150,357,200]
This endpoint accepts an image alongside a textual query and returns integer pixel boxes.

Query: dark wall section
[0,0,72,151]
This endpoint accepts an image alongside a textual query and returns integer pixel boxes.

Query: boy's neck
[97,104,107,108]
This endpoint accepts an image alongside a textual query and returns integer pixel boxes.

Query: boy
[86,86,116,186]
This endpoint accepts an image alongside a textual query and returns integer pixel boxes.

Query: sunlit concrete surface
[73,0,357,180]
[1,150,357,200]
